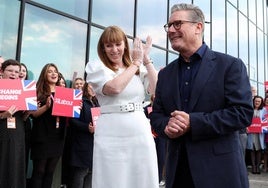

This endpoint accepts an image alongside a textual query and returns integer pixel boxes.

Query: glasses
[164,20,197,32]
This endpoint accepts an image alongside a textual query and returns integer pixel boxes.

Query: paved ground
[159,166,268,188]
[249,166,268,188]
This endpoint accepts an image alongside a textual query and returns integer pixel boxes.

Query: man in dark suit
[149,3,253,188]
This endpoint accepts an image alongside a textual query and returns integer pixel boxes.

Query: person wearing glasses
[0,59,26,188]
[150,3,253,188]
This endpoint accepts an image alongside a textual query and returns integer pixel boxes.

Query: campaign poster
[265,81,268,93]
[247,117,265,133]
[91,107,101,126]
[0,79,37,110]
[52,86,82,118]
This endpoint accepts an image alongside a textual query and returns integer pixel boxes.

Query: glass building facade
[0,0,268,96]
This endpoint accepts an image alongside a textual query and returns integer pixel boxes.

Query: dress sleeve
[85,61,114,96]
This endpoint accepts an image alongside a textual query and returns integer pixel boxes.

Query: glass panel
[249,22,257,81]
[228,0,238,7]
[92,0,134,35]
[136,0,167,47]
[194,0,211,48]
[257,83,265,97]
[239,13,248,68]
[248,0,256,23]
[30,0,89,20]
[264,0,267,33]
[238,0,247,16]
[20,4,87,83]
[256,0,264,30]
[150,48,166,71]
[0,0,20,58]
[257,29,265,83]
[211,0,225,52]
[89,27,102,64]
[265,35,268,81]
[226,3,238,57]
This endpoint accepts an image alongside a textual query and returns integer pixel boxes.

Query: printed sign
[52,86,82,118]
[247,117,268,133]
[265,81,268,92]
[0,79,37,110]
[91,107,101,126]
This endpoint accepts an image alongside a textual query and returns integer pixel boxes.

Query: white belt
[100,103,144,114]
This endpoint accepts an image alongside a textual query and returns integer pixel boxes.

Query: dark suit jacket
[150,47,253,188]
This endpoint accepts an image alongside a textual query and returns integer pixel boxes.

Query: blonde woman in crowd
[72,77,85,90]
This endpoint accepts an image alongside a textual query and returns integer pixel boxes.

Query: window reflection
[30,0,89,20]
[248,0,256,23]
[136,0,167,47]
[239,13,248,68]
[257,0,264,30]
[92,0,134,35]
[0,0,20,58]
[194,0,211,48]
[150,47,166,71]
[257,29,264,83]
[89,27,102,64]
[226,3,238,57]
[249,22,257,80]
[211,0,225,52]
[21,4,87,81]
[238,0,247,16]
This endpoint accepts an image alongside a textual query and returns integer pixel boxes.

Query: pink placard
[0,79,37,110]
[91,107,101,126]
[52,86,82,118]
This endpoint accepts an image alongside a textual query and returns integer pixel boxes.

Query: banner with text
[265,81,268,93]
[247,117,268,133]
[0,79,37,111]
[91,107,101,127]
[52,86,82,118]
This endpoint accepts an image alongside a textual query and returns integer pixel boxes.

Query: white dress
[86,61,159,188]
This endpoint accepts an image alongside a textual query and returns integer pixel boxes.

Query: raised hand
[131,37,143,66]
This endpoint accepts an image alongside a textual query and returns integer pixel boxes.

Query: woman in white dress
[86,25,159,188]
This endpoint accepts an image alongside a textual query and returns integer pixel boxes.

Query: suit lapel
[189,49,216,111]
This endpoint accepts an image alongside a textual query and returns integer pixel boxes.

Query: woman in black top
[30,63,66,188]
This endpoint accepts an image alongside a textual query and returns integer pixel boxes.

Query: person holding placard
[0,59,26,188]
[246,95,266,174]
[29,63,66,188]
[262,96,268,172]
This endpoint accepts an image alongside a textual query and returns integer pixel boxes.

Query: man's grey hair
[171,3,205,25]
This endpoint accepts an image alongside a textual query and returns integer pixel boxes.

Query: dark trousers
[155,136,167,182]
[172,142,195,188]
[70,166,92,188]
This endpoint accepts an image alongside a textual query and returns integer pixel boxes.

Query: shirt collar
[179,42,207,63]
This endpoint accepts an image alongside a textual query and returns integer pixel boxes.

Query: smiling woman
[0,59,26,188]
